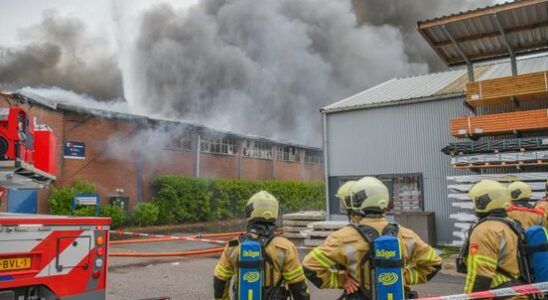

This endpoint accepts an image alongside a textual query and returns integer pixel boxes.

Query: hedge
[152,176,325,224]
[49,180,96,215]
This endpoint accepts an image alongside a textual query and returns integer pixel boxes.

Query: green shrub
[100,204,126,228]
[73,206,96,217]
[49,180,97,215]
[152,176,324,224]
[132,202,159,227]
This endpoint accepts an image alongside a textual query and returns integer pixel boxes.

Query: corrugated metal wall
[325,96,472,245]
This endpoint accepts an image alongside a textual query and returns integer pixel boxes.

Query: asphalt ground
[106,238,466,300]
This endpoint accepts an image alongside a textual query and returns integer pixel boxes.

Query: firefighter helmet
[337,181,356,208]
[468,180,510,213]
[344,177,389,212]
[245,191,279,221]
[508,181,532,201]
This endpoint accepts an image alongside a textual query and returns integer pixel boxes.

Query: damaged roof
[1,90,321,151]
[322,53,548,114]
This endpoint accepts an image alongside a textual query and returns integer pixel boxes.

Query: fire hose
[108,230,312,257]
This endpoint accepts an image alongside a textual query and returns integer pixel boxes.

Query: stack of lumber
[451,150,548,166]
[304,221,348,247]
[282,211,326,240]
[451,108,548,137]
[441,137,548,155]
[466,71,548,107]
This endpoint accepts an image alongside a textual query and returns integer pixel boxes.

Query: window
[201,137,237,155]
[242,141,272,160]
[389,174,423,213]
[164,137,193,151]
[304,151,323,164]
[277,146,300,162]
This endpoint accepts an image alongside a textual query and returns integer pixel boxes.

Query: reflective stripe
[427,248,436,261]
[330,271,338,288]
[283,266,304,281]
[407,267,419,285]
[492,273,510,287]
[310,248,337,269]
[464,255,477,293]
[475,255,497,269]
[215,264,233,279]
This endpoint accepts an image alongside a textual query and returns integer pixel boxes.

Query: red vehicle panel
[0,213,111,300]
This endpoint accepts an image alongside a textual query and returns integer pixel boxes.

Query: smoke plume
[351,0,497,71]
[127,0,426,145]
[0,11,123,100]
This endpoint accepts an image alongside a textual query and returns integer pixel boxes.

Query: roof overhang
[418,0,548,67]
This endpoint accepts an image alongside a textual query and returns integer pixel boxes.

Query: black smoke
[0,11,123,100]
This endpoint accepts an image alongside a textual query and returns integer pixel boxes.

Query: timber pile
[466,71,548,107]
[282,211,326,240]
[304,221,348,247]
[451,108,548,137]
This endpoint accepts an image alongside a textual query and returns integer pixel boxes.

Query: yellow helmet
[468,180,510,213]
[245,191,279,222]
[508,181,532,201]
[344,177,389,212]
[337,181,356,207]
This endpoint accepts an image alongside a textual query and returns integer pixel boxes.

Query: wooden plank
[465,71,548,107]
[283,211,326,221]
[450,108,548,137]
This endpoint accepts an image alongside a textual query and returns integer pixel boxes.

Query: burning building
[0,90,323,214]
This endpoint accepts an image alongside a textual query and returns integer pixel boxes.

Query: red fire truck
[0,102,111,300]
[0,214,110,300]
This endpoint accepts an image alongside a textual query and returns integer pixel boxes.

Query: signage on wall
[64,141,85,159]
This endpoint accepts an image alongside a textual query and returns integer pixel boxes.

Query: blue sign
[72,194,100,216]
[64,141,85,159]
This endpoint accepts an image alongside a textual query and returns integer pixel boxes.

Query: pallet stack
[304,221,348,247]
[282,211,326,242]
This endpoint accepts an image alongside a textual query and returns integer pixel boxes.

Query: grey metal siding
[326,96,472,245]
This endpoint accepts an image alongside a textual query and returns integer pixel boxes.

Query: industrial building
[0,91,323,214]
[322,1,548,245]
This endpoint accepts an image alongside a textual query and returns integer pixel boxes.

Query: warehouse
[0,90,324,214]
[322,1,548,245]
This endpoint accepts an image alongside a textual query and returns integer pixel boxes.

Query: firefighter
[302,177,442,299]
[462,180,528,296]
[213,191,310,300]
[507,181,544,229]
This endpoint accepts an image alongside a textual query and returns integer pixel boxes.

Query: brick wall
[274,160,302,180]
[200,153,239,178]
[141,149,195,201]
[302,163,324,181]
[241,158,274,180]
[59,112,139,208]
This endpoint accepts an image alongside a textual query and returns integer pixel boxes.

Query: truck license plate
[0,257,31,272]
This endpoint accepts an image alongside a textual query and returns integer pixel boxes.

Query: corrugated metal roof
[322,54,548,113]
[418,0,548,66]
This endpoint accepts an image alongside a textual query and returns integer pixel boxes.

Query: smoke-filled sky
[0,0,502,146]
